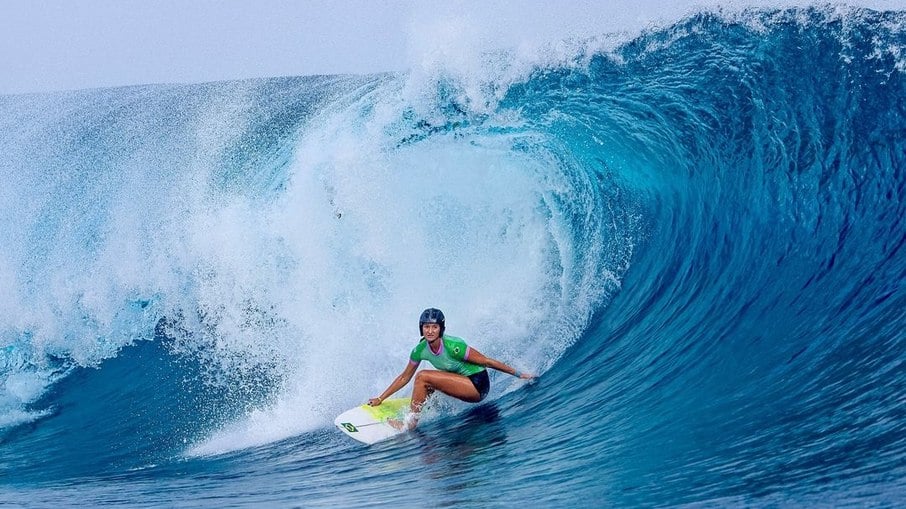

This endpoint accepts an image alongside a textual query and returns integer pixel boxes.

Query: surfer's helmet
[419,308,445,336]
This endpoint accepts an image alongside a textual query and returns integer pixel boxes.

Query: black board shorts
[468,370,490,401]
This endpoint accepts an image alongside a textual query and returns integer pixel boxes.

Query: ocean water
[1,7,905,507]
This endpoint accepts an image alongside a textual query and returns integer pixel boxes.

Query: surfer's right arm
[368,361,419,406]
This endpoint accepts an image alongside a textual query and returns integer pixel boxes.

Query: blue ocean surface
[1,7,905,507]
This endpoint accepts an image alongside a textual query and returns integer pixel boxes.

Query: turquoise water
[1,7,904,507]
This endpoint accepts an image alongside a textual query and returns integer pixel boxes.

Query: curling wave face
[0,7,904,507]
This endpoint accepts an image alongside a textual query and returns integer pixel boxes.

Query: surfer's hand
[513,370,536,380]
[367,398,382,406]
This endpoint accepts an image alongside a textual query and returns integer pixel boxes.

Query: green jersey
[409,335,486,376]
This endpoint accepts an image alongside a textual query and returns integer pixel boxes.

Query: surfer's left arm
[368,361,419,406]
[466,348,535,380]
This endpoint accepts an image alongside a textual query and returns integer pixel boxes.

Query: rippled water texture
[1,7,904,507]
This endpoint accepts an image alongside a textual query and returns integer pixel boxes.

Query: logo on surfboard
[340,422,358,433]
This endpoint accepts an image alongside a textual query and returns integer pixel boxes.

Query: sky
[1,0,903,95]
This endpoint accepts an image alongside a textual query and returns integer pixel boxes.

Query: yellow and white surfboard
[334,398,411,445]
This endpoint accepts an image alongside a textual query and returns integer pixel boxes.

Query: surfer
[368,308,534,430]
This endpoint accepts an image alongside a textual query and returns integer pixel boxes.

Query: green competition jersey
[409,335,486,376]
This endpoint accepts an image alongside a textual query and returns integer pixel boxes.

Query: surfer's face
[422,323,442,341]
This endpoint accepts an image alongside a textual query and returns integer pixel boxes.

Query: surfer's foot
[388,413,418,431]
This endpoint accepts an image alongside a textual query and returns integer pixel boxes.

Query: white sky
[1,0,903,95]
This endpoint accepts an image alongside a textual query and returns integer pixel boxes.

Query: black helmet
[419,308,445,336]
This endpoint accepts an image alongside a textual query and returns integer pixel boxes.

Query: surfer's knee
[414,370,435,388]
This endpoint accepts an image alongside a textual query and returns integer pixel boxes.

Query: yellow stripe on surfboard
[360,397,411,421]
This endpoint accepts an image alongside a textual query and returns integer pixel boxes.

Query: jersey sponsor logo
[340,422,358,433]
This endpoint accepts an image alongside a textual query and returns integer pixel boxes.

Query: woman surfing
[368,308,534,430]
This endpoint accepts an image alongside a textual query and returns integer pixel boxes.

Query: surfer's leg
[412,370,482,410]
[391,371,482,431]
